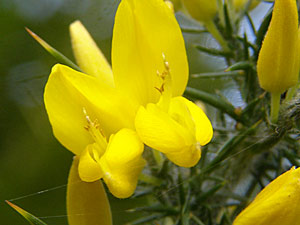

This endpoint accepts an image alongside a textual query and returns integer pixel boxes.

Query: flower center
[83,107,107,151]
[156,53,172,111]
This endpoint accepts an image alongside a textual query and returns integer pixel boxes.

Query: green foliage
[6,201,48,225]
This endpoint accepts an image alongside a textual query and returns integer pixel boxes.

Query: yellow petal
[181,97,213,145]
[44,64,136,155]
[100,129,145,198]
[67,157,112,225]
[135,103,192,153]
[112,0,188,105]
[69,21,114,87]
[182,0,217,22]
[233,167,300,225]
[257,0,299,94]
[78,144,104,182]
[135,101,202,167]
[169,97,196,135]
[165,144,201,167]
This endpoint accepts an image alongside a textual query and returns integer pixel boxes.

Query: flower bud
[257,0,299,94]
[233,167,300,225]
[182,0,217,22]
[233,0,260,11]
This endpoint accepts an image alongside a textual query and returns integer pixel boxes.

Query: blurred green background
[0,0,269,224]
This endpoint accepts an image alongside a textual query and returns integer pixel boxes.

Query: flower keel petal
[100,129,145,198]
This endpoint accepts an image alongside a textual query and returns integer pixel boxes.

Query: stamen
[162,52,170,72]
[83,108,107,149]
[155,52,171,94]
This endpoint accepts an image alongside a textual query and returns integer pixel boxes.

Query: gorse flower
[44,0,213,198]
[257,0,299,94]
[256,0,299,123]
[233,167,300,225]
[135,59,212,167]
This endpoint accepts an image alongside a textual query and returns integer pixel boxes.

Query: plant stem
[270,92,281,123]
[285,84,300,102]
[153,149,163,167]
[204,20,230,52]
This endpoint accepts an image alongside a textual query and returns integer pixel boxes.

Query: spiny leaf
[180,26,206,34]
[25,27,81,72]
[6,201,47,225]
[191,70,243,79]
[225,61,254,71]
[194,44,233,57]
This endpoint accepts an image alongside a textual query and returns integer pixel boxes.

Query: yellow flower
[135,58,212,167]
[181,0,217,22]
[257,0,299,94]
[233,167,300,225]
[45,64,145,198]
[44,0,213,199]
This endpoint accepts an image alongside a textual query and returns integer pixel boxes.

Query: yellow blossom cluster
[44,0,213,199]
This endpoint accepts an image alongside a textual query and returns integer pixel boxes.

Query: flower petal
[70,21,114,87]
[135,103,191,153]
[181,97,213,145]
[67,157,112,225]
[257,0,299,93]
[78,144,104,182]
[135,101,202,167]
[99,129,145,198]
[44,64,136,155]
[233,167,300,225]
[112,0,188,105]
[168,97,196,135]
[165,144,201,167]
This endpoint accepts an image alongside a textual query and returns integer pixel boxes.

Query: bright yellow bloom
[257,0,299,94]
[135,59,212,167]
[44,0,213,199]
[233,167,300,225]
[45,64,145,198]
[181,0,217,22]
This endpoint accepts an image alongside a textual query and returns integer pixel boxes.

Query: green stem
[217,0,225,26]
[153,149,163,167]
[270,92,281,124]
[285,84,300,102]
[139,173,162,186]
[204,20,230,52]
